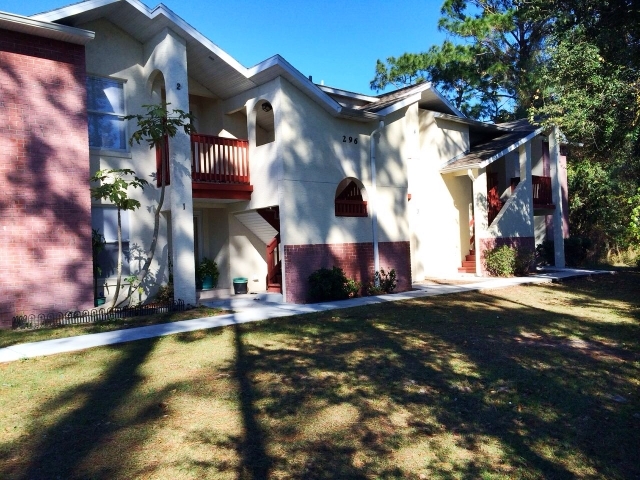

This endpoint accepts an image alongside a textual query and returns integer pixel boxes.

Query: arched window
[335,179,368,217]
[254,100,274,146]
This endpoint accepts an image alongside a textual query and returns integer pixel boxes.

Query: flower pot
[95,296,106,307]
[201,274,214,290]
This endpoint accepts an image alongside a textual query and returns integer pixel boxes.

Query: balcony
[156,134,253,200]
[510,175,554,209]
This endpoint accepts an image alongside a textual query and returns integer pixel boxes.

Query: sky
[0,0,447,94]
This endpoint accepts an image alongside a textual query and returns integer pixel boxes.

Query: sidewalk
[0,268,611,363]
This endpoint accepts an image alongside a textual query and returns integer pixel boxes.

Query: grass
[0,272,638,479]
[0,306,226,349]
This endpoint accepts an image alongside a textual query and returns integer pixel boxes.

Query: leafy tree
[530,0,640,257]
[371,0,551,121]
[90,169,148,309]
[124,104,195,300]
[531,0,639,156]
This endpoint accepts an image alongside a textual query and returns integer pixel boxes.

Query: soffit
[440,127,542,174]
[0,10,94,44]
[34,1,256,100]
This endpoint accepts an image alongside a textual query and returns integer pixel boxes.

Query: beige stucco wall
[487,144,535,239]
[228,213,268,292]
[531,136,544,176]
[83,18,198,305]
[277,77,409,246]
[409,110,471,278]
[195,206,231,289]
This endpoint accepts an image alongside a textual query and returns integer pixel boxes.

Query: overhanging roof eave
[0,10,94,44]
[439,127,545,174]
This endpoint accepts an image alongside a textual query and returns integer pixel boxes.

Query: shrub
[536,240,555,266]
[155,283,174,304]
[196,257,219,286]
[485,245,535,277]
[484,245,516,276]
[308,267,360,302]
[514,248,535,275]
[564,236,591,267]
[367,268,397,295]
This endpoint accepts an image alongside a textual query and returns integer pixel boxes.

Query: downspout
[370,120,384,285]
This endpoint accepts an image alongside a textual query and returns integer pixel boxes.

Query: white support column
[519,142,535,239]
[549,127,566,267]
[148,28,196,305]
[471,168,487,275]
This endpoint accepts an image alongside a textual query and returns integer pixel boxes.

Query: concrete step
[461,260,476,268]
[457,267,476,273]
[465,254,476,262]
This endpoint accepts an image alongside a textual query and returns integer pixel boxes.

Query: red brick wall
[0,30,92,327]
[283,241,411,303]
[479,237,535,275]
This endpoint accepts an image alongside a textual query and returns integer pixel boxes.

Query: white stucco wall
[228,213,268,292]
[83,18,196,305]
[409,110,471,278]
[277,77,409,247]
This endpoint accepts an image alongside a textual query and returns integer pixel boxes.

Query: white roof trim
[249,55,343,117]
[33,0,249,76]
[375,92,424,117]
[32,0,122,21]
[0,10,94,44]
[434,112,511,131]
[318,85,379,103]
[30,0,408,123]
[430,87,465,118]
[440,127,544,173]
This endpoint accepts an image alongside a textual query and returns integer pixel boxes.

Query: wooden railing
[191,134,249,184]
[487,186,504,225]
[155,134,250,187]
[266,234,282,292]
[335,199,368,217]
[510,176,553,207]
[532,175,552,206]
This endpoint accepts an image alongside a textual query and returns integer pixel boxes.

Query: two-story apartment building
[0,0,567,325]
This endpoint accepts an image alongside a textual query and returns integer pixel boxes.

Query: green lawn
[0,306,226,349]
[0,273,638,479]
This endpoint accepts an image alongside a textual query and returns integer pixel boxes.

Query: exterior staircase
[458,251,476,274]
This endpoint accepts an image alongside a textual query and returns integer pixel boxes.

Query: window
[91,207,130,278]
[335,179,368,217]
[87,76,126,150]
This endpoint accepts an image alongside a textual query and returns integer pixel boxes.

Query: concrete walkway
[0,268,611,363]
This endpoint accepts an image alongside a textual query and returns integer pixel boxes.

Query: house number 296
[343,136,358,144]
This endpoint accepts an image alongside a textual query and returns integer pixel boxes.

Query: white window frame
[87,74,127,152]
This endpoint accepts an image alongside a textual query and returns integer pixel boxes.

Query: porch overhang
[440,127,544,174]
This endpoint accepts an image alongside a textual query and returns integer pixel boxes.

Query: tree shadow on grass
[2,338,161,479]
[226,283,639,479]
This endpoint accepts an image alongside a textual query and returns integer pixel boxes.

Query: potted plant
[196,257,219,290]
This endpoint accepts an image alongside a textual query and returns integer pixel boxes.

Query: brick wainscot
[284,241,411,304]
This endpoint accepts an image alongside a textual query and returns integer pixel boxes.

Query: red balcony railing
[510,176,553,207]
[155,134,252,199]
[191,134,249,184]
[532,175,552,206]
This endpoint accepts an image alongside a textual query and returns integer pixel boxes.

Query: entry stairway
[458,251,476,274]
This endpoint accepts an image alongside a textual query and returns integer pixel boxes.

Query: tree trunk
[118,139,167,307]
[111,207,123,310]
